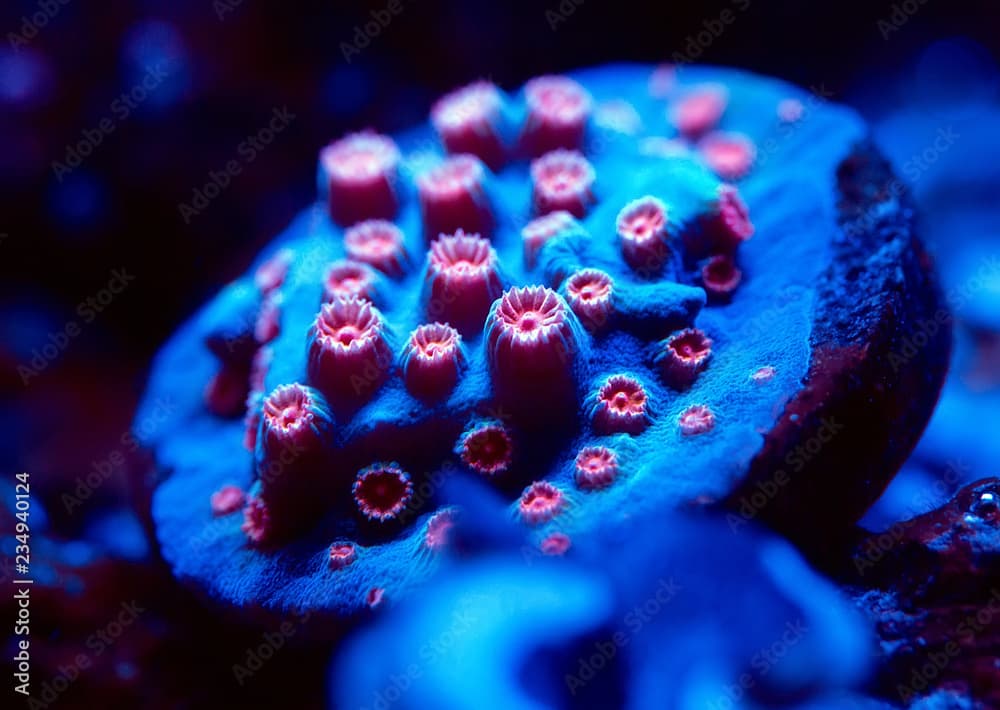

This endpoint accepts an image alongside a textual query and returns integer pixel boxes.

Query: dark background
[0,0,997,515]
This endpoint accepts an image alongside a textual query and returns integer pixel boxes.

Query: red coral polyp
[521,210,578,269]
[328,542,357,570]
[699,132,756,181]
[401,322,465,400]
[521,75,591,156]
[431,81,506,170]
[591,375,651,435]
[678,404,715,435]
[487,286,579,381]
[574,446,619,491]
[531,149,596,218]
[307,296,392,401]
[424,508,457,552]
[616,196,671,273]
[458,420,513,477]
[241,496,271,544]
[353,463,414,523]
[701,255,743,302]
[669,86,727,138]
[691,184,754,257]
[210,485,245,516]
[564,268,614,331]
[320,131,400,226]
[540,532,571,556]
[322,259,381,304]
[423,230,503,334]
[344,220,409,277]
[417,154,493,240]
[659,328,712,390]
[518,481,566,525]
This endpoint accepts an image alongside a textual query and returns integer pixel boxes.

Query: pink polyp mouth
[526,76,591,127]
[262,384,315,434]
[668,329,712,363]
[323,132,399,182]
[518,481,566,525]
[575,446,618,491]
[495,286,567,344]
[418,155,484,200]
[432,81,501,131]
[328,542,357,570]
[531,150,595,219]
[353,463,414,523]
[679,404,716,435]
[460,422,513,476]
[410,323,460,362]
[429,231,495,280]
[314,297,383,353]
[323,260,379,303]
[617,197,668,246]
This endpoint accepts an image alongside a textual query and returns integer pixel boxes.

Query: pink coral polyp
[518,481,566,525]
[531,149,596,218]
[320,131,400,226]
[353,463,414,523]
[307,296,392,401]
[423,230,503,334]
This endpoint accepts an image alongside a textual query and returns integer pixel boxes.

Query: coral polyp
[574,446,618,491]
[328,542,357,571]
[320,131,400,226]
[210,485,245,516]
[417,154,493,239]
[431,81,506,170]
[563,268,613,331]
[400,322,465,400]
[457,419,513,477]
[530,149,596,217]
[669,85,726,137]
[423,230,503,334]
[353,463,414,523]
[322,259,382,303]
[657,328,712,390]
[591,374,651,435]
[140,63,949,622]
[518,481,566,525]
[699,132,756,181]
[678,404,715,435]
[307,296,392,402]
[344,220,409,276]
[616,195,671,272]
[521,75,591,156]
[486,286,582,422]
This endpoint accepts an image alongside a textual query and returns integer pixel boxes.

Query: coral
[530,149,596,217]
[138,63,948,622]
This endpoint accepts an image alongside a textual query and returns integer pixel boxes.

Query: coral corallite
[401,322,466,400]
[344,220,409,277]
[518,481,567,526]
[431,81,506,170]
[353,463,414,523]
[307,296,392,402]
[531,149,596,218]
[658,328,712,390]
[423,230,503,335]
[564,268,614,331]
[457,419,514,477]
[417,154,494,240]
[320,131,400,227]
[575,446,619,491]
[591,375,651,435]
[616,196,672,272]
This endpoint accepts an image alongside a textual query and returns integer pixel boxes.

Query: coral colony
[137,63,948,627]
